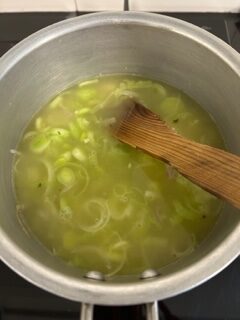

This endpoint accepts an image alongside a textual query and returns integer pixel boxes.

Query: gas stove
[0,11,240,320]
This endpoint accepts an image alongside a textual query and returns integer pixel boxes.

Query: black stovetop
[0,12,240,320]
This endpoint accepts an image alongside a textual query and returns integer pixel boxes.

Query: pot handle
[80,303,94,320]
[80,301,159,320]
[146,301,159,320]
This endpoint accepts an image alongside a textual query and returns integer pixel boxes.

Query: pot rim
[0,11,240,305]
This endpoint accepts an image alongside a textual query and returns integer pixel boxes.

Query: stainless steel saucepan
[0,12,239,320]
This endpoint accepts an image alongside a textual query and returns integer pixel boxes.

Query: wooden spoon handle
[115,103,240,209]
[151,135,240,208]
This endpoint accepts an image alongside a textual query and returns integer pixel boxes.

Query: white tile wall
[76,0,123,11]
[130,0,240,13]
[0,0,76,12]
[0,0,239,12]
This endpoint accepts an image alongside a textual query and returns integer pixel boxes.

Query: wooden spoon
[111,100,240,209]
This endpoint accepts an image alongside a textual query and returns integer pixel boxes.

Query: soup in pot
[13,75,224,276]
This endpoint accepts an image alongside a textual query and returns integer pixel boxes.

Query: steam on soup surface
[14,75,224,277]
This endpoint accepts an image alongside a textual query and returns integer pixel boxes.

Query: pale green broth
[13,75,224,276]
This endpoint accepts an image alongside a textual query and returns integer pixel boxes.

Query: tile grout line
[74,0,78,12]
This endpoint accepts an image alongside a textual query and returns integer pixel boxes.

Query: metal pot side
[0,12,239,305]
